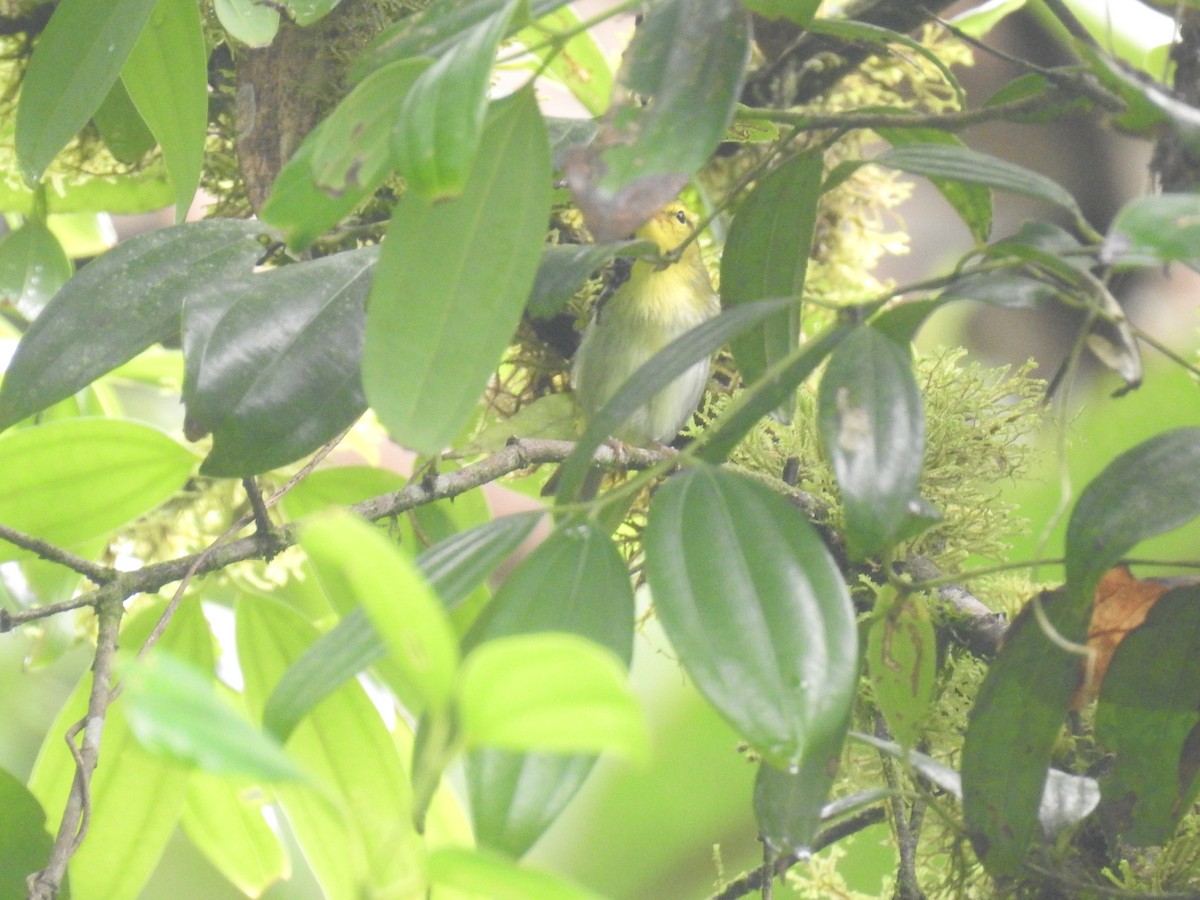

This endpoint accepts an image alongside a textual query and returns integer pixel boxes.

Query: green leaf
[365,89,550,454]
[120,0,208,222]
[937,272,1057,310]
[1095,586,1200,845]
[465,522,635,856]
[0,220,265,430]
[92,79,156,164]
[1102,193,1200,268]
[564,0,750,240]
[517,6,612,116]
[181,765,288,896]
[527,240,647,319]
[961,590,1090,877]
[429,846,604,899]
[299,511,460,713]
[123,650,306,782]
[720,151,822,398]
[754,758,837,855]
[182,247,376,476]
[214,0,280,46]
[284,0,343,26]
[742,0,819,23]
[279,465,407,521]
[15,0,160,184]
[1065,428,1200,604]
[0,767,53,900]
[391,0,520,200]
[0,419,195,561]
[29,601,211,900]
[817,325,926,560]
[263,512,543,740]
[457,633,647,761]
[875,127,992,243]
[644,467,857,773]
[871,144,1081,217]
[310,57,430,198]
[867,589,936,748]
[237,594,426,899]
[950,0,1028,38]
[555,297,796,501]
[0,218,72,319]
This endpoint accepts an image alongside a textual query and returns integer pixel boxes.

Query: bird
[571,202,720,447]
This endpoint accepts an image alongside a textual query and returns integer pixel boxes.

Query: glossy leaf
[465,522,634,856]
[527,239,646,319]
[182,247,376,476]
[15,0,159,184]
[867,589,936,748]
[392,0,519,200]
[214,0,280,46]
[1102,193,1200,268]
[564,0,750,240]
[871,144,1080,217]
[938,272,1057,310]
[284,0,342,26]
[123,650,306,782]
[1064,428,1200,604]
[429,846,603,900]
[121,0,207,221]
[961,590,1091,877]
[92,79,156,164]
[310,58,429,198]
[721,151,822,396]
[457,633,646,761]
[556,297,796,501]
[28,601,211,900]
[263,512,542,740]
[0,219,265,430]
[817,325,925,560]
[644,466,857,772]
[755,758,838,855]
[365,89,550,454]
[0,767,53,900]
[1095,586,1200,845]
[0,419,195,561]
[0,218,72,319]
[237,594,426,899]
[299,511,460,713]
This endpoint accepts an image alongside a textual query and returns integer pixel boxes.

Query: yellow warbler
[572,202,720,446]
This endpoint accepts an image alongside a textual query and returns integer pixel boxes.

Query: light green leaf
[429,846,604,900]
[284,0,343,26]
[182,247,376,476]
[866,588,936,748]
[0,218,72,319]
[0,767,53,900]
[0,219,265,430]
[392,0,520,200]
[15,0,160,184]
[121,0,208,222]
[279,465,407,522]
[0,419,195,561]
[92,79,156,164]
[951,0,1029,38]
[299,511,460,713]
[214,0,280,46]
[517,5,612,116]
[122,650,307,782]
[457,633,647,762]
[365,88,550,454]
[1102,192,1200,268]
[741,0,819,23]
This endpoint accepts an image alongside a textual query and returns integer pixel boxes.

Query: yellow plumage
[572,203,720,445]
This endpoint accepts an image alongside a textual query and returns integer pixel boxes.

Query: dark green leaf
[961,590,1090,877]
[0,219,72,319]
[15,0,159,184]
[527,240,647,319]
[1096,586,1200,844]
[720,151,822,398]
[0,767,53,900]
[937,273,1057,310]
[92,79,156,164]
[1102,193,1200,268]
[755,758,839,855]
[564,0,750,240]
[1065,428,1200,604]
[365,89,550,455]
[263,512,542,740]
[817,326,925,560]
[645,467,857,774]
[871,144,1081,217]
[555,297,796,501]
[121,0,208,221]
[183,247,376,476]
[391,0,520,200]
[123,651,306,782]
[465,522,635,856]
[0,220,265,430]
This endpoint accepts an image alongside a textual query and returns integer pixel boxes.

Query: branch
[0,523,116,585]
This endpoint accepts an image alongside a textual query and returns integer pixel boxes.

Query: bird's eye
[674,210,688,225]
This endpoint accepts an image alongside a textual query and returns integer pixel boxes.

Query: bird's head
[636,202,698,257]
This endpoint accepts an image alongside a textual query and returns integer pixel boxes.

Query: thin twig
[241,476,274,539]
[0,523,116,585]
